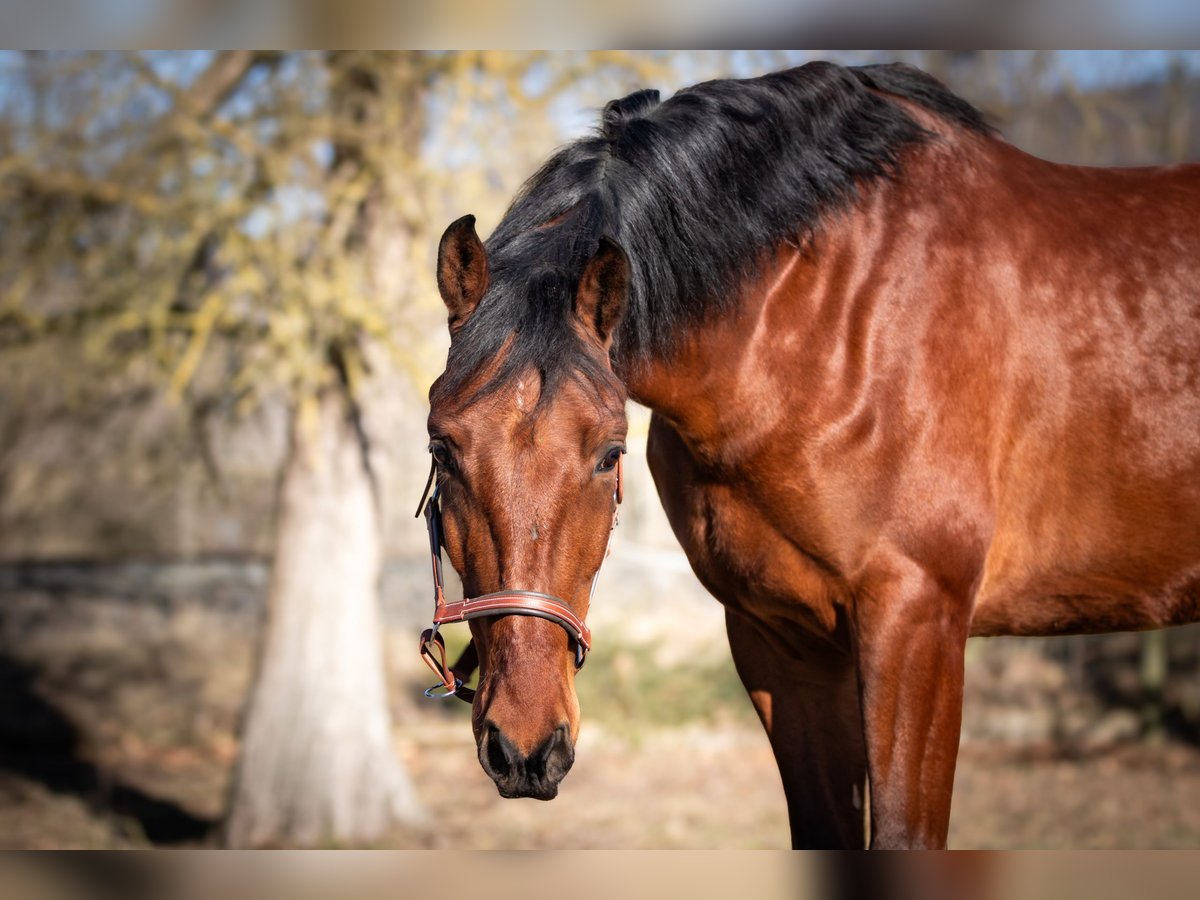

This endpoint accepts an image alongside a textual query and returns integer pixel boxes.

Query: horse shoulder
[645,412,852,646]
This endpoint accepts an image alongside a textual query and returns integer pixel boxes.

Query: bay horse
[420,61,1200,848]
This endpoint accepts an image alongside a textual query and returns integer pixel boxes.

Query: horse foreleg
[853,560,970,848]
[725,607,868,849]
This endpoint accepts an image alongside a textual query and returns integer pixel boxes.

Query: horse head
[424,214,629,799]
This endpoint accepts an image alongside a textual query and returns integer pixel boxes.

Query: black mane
[438,61,992,403]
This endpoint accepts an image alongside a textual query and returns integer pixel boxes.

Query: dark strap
[415,457,437,518]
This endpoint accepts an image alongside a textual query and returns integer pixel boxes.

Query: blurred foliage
[0,51,690,425]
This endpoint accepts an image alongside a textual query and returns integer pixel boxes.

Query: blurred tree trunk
[225,53,428,847]
[1140,629,1167,742]
[225,387,420,846]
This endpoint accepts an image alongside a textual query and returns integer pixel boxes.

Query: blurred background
[1,50,1200,849]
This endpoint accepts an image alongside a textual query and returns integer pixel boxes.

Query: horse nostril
[482,722,516,780]
[529,724,575,784]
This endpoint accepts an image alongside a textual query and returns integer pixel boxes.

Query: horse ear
[437,214,489,333]
[575,237,630,353]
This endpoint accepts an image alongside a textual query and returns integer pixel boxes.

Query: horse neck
[615,188,902,461]
[615,249,800,456]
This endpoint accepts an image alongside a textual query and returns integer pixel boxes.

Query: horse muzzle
[479,721,575,800]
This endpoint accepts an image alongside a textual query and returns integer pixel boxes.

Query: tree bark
[224,388,421,847]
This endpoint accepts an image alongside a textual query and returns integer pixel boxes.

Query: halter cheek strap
[415,454,623,703]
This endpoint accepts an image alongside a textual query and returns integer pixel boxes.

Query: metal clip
[424,676,464,700]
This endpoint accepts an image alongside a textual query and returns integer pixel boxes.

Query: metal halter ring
[424,677,465,700]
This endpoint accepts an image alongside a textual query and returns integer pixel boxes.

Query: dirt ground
[4,567,1200,849]
[402,728,1200,849]
[7,710,1200,850]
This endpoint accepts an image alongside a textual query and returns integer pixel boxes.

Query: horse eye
[596,446,623,473]
[430,443,453,470]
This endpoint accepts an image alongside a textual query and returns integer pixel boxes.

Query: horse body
[634,126,1200,635]
[426,62,1200,848]
[628,126,1200,845]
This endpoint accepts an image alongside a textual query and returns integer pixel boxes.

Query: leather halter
[415,453,623,703]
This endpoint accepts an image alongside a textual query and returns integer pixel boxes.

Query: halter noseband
[415,453,623,703]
